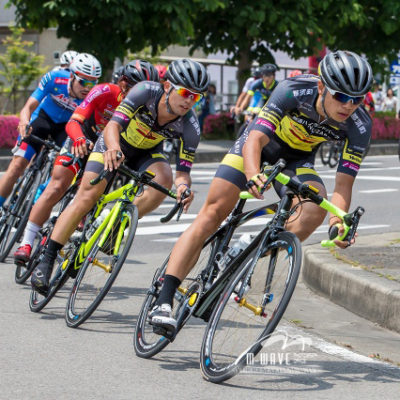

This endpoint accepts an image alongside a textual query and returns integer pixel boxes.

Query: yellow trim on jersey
[151,153,167,159]
[221,153,244,172]
[296,167,318,176]
[88,152,105,164]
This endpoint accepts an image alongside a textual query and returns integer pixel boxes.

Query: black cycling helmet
[112,66,124,84]
[122,60,159,85]
[251,66,262,79]
[319,50,373,96]
[259,63,277,76]
[166,59,209,92]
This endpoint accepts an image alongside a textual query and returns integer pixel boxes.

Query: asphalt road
[1,154,400,399]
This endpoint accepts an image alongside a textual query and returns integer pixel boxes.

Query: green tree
[0,25,47,114]
[7,0,224,71]
[188,0,400,88]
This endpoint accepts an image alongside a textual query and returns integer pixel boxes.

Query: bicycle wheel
[15,182,77,284]
[0,171,41,262]
[328,144,340,168]
[29,242,74,313]
[319,142,330,166]
[65,203,138,328]
[134,232,223,358]
[200,231,301,383]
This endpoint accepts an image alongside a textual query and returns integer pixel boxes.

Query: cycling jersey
[30,70,83,124]
[253,75,371,176]
[215,75,372,193]
[242,77,255,93]
[66,83,124,143]
[111,81,201,173]
[247,78,278,101]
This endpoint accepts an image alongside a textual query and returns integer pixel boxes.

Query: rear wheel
[134,233,223,358]
[65,204,138,328]
[200,231,301,383]
[0,171,41,262]
[29,242,74,313]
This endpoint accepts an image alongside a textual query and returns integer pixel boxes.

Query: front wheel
[200,231,301,383]
[65,204,138,328]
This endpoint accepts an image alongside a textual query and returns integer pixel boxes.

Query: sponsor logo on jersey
[54,78,69,85]
[50,93,79,112]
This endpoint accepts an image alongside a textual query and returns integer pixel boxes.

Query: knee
[194,203,227,236]
[303,206,327,229]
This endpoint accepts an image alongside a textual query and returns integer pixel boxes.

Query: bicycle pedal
[151,325,175,341]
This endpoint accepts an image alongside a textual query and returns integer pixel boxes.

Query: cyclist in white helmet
[52,50,79,71]
[0,53,101,213]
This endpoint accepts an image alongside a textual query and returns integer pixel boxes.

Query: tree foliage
[0,25,47,113]
[7,0,224,71]
[188,0,400,82]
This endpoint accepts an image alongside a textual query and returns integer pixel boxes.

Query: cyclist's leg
[31,150,108,293]
[150,152,245,329]
[0,155,30,202]
[135,160,172,218]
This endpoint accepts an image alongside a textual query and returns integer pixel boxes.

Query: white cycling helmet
[59,50,78,66]
[70,53,102,80]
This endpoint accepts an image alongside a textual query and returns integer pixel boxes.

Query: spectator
[372,83,384,111]
[382,88,397,112]
[198,83,216,133]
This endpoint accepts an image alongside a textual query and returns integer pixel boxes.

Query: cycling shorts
[54,137,87,175]
[215,132,324,197]
[85,134,169,182]
[12,109,67,161]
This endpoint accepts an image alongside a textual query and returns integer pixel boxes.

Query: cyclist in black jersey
[149,51,374,333]
[31,59,210,294]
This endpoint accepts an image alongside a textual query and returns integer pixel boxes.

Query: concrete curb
[303,246,400,334]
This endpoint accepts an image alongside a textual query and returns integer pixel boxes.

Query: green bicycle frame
[74,181,138,268]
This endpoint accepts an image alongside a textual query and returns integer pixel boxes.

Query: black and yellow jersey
[111,81,201,172]
[251,75,371,176]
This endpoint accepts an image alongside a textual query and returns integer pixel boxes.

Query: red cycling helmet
[288,70,302,78]
[155,64,167,81]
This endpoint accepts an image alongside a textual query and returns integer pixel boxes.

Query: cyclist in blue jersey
[0,53,102,209]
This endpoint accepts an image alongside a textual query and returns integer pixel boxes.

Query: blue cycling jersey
[249,91,262,109]
[30,70,83,124]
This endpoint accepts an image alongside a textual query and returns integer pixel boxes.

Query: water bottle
[219,233,254,272]
[85,208,111,240]
[33,178,50,204]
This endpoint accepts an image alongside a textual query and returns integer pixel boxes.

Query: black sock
[43,239,63,264]
[157,274,181,307]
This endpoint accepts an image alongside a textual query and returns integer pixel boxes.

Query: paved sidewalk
[303,232,400,334]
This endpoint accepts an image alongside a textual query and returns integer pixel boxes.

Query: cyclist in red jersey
[14,60,159,265]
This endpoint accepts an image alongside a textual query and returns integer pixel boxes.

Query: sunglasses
[327,87,364,105]
[170,82,203,103]
[74,74,98,89]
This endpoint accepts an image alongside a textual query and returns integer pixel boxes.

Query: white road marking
[359,188,398,194]
[279,323,400,375]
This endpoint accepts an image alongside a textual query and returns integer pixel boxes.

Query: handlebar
[90,155,190,223]
[160,188,191,223]
[61,139,93,167]
[18,129,61,152]
[239,159,365,249]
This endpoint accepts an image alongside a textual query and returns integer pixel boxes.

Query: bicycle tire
[29,244,73,313]
[328,145,340,168]
[65,203,139,328]
[319,142,330,166]
[0,171,41,262]
[134,233,222,358]
[15,182,78,285]
[200,231,301,383]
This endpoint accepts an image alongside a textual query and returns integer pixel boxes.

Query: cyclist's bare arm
[103,120,124,170]
[231,92,247,113]
[237,93,252,113]
[329,172,355,248]
[242,129,270,199]
[18,97,39,137]
[174,170,193,211]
